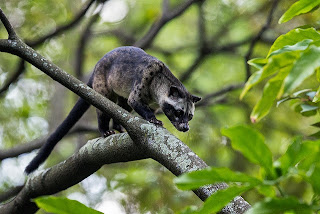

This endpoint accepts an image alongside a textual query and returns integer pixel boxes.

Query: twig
[0,8,18,40]
[26,0,96,47]
[180,37,253,82]
[134,0,202,49]
[198,83,244,107]
[0,125,98,161]
[0,59,25,97]
[75,12,101,79]
[0,9,251,213]
[244,0,280,80]
[0,0,96,96]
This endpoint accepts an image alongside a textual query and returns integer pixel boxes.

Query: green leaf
[34,196,103,214]
[316,67,320,82]
[275,137,316,175]
[221,125,275,177]
[277,97,297,107]
[248,58,268,69]
[311,122,320,128]
[250,80,282,123]
[268,39,313,58]
[300,104,319,113]
[267,28,320,57]
[293,89,312,97]
[256,185,276,198]
[174,167,261,190]
[250,66,291,123]
[304,164,320,194]
[241,52,298,100]
[279,0,320,24]
[197,185,253,214]
[247,197,313,214]
[312,85,320,102]
[240,69,263,100]
[283,46,320,94]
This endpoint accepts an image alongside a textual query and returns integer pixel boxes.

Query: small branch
[0,59,25,97]
[93,29,136,46]
[0,125,98,161]
[180,54,205,82]
[134,0,201,49]
[180,37,252,82]
[0,9,250,213]
[244,0,279,80]
[197,83,244,107]
[75,12,101,79]
[0,8,18,40]
[0,0,96,96]
[25,0,96,48]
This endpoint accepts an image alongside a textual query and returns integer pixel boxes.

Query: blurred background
[0,0,319,213]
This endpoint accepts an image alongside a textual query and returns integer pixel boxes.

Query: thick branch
[0,0,96,96]
[0,10,250,213]
[0,131,250,213]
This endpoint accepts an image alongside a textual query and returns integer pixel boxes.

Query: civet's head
[161,86,201,132]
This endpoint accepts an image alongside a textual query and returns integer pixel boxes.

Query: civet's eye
[174,110,183,117]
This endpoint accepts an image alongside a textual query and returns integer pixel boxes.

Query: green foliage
[247,197,312,214]
[175,167,261,190]
[243,27,320,122]
[221,125,275,177]
[279,0,320,24]
[34,196,102,214]
[175,125,320,213]
[196,185,253,214]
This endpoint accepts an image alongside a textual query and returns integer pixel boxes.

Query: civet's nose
[181,123,189,132]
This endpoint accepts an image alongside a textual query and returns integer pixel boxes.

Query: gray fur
[93,46,201,135]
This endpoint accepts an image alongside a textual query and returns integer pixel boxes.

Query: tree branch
[0,9,251,213]
[0,132,250,213]
[197,83,244,107]
[0,0,96,96]
[75,12,101,80]
[25,0,96,48]
[134,0,201,49]
[0,8,18,40]
[0,59,25,97]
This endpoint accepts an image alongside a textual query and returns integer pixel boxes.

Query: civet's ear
[169,86,184,98]
[192,95,201,103]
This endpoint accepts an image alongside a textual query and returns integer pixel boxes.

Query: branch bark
[0,0,96,96]
[0,8,251,213]
[0,132,250,214]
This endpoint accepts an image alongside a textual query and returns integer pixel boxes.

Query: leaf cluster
[175,125,320,214]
